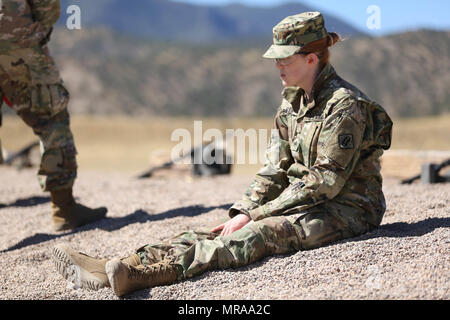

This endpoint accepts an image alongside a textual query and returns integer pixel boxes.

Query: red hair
[299,32,340,69]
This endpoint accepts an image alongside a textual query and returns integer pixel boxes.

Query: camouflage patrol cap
[263,11,328,59]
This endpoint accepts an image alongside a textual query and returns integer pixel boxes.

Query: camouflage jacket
[0,0,60,53]
[229,63,393,226]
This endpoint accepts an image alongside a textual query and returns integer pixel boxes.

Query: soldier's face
[275,54,316,88]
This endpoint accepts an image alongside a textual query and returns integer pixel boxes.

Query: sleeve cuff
[228,200,259,219]
[248,206,267,221]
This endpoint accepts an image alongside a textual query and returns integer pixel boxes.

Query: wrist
[248,206,266,221]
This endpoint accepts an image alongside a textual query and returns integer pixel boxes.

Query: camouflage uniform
[137,61,392,280]
[135,12,393,282]
[0,0,77,191]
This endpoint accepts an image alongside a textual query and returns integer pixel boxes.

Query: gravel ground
[0,166,448,300]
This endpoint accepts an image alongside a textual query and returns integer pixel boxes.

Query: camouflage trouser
[137,201,374,280]
[0,46,77,191]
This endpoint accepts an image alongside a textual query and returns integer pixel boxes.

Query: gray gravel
[0,166,448,300]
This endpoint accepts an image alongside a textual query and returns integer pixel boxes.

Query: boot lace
[127,260,175,281]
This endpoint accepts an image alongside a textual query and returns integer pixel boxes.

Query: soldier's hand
[211,214,251,236]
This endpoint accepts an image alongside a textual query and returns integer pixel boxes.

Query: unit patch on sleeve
[338,134,354,149]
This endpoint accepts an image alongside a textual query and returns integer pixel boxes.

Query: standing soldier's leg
[0,47,106,231]
[0,92,3,164]
[1,68,8,165]
[23,107,77,191]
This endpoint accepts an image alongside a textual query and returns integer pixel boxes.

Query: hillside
[57,0,364,43]
[39,28,450,118]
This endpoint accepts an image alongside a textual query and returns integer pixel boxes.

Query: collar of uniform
[281,86,303,114]
[300,63,337,116]
[311,63,337,102]
[282,86,303,106]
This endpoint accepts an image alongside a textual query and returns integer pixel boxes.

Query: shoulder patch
[338,134,354,149]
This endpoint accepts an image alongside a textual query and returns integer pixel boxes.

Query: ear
[306,53,318,65]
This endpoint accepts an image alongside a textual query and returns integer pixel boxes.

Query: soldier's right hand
[210,214,252,236]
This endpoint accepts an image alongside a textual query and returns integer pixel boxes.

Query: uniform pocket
[49,84,70,115]
[30,83,69,117]
[300,120,322,168]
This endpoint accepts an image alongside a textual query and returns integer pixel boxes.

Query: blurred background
[1,0,449,178]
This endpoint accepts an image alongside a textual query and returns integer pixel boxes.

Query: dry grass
[0,114,273,176]
[1,114,449,178]
[390,114,450,150]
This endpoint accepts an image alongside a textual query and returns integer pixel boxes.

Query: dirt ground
[0,165,449,300]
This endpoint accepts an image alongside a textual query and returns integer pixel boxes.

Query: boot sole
[52,245,108,291]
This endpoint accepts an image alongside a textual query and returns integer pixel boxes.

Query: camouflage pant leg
[137,216,301,280]
[137,201,372,281]
[136,231,217,266]
[0,47,77,191]
[33,109,77,191]
[0,94,3,164]
[292,201,373,250]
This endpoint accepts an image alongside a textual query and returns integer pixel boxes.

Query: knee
[220,227,265,267]
[252,217,301,252]
[222,217,301,264]
[296,218,334,250]
[34,110,75,151]
[17,82,70,129]
[20,108,71,136]
[40,143,77,172]
[29,83,70,118]
[295,214,352,250]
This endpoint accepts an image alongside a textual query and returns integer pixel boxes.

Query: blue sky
[174,0,450,35]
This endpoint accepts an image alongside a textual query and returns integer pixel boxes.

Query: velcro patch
[291,181,305,192]
[338,134,354,149]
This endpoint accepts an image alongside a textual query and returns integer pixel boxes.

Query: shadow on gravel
[0,203,233,253]
[344,217,450,243]
[98,203,233,232]
[0,196,50,209]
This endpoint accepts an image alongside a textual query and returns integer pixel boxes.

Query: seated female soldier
[51,11,393,297]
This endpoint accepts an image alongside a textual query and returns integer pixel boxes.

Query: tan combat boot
[105,258,180,297]
[52,244,142,291]
[51,188,107,231]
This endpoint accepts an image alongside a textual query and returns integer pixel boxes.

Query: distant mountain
[57,0,365,44]
[44,27,450,118]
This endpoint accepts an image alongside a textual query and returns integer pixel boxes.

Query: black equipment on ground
[401,158,450,184]
[2,141,40,168]
[137,141,232,179]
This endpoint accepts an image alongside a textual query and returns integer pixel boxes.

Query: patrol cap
[263,11,328,59]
